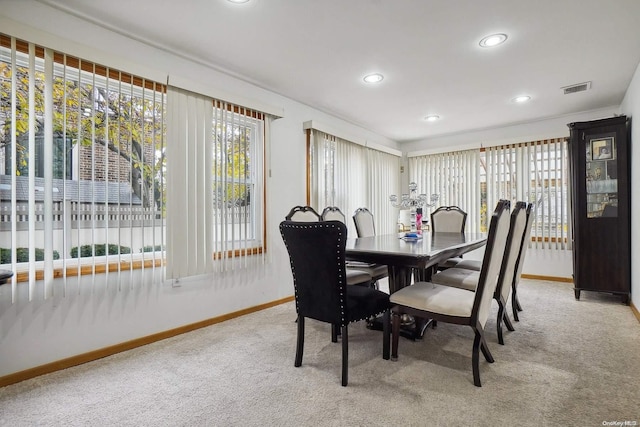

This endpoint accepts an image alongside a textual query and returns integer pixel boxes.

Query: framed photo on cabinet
[590,137,614,160]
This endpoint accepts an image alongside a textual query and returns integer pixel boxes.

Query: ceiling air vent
[562,81,591,95]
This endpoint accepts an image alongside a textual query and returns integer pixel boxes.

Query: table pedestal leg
[378,265,432,340]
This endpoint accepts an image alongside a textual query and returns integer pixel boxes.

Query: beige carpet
[0,279,638,426]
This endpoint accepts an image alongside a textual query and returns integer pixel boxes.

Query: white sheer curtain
[309,130,399,236]
[408,149,481,233]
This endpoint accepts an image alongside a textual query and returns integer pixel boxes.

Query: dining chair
[285,205,322,221]
[389,200,511,387]
[430,201,529,345]
[286,205,373,288]
[322,206,388,287]
[511,203,534,321]
[352,207,377,238]
[452,203,534,322]
[430,206,468,269]
[279,220,391,386]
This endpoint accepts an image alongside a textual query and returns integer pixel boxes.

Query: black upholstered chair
[322,206,388,286]
[431,201,529,345]
[279,220,391,386]
[286,205,372,288]
[389,200,511,387]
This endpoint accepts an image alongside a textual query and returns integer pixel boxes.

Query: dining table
[345,231,487,338]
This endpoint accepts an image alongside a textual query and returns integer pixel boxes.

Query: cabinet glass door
[585,136,617,218]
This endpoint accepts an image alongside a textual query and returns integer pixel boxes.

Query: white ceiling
[32,0,640,142]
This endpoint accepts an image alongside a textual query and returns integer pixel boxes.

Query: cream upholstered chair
[431,201,529,345]
[285,205,322,222]
[352,207,377,238]
[430,206,468,269]
[511,203,534,321]
[452,202,534,322]
[286,206,372,288]
[431,205,467,232]
[279,220,390,386]
[322,206,388,286]
[389,200,511,387]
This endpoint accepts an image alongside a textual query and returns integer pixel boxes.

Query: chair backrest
[512,203,534,288]
[431,206,467,233]
[321,206,346,223]
[279,220,349,326]
[353,207,376,237]
[285,205,321,222]
[472,200,511,328]
[495,202,528,302]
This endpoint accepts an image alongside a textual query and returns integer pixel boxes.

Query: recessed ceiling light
[424,115,440,122]
[363,73,384,84]
[512,95,531,103]
[479,33,508,48]
[227,0,250,3]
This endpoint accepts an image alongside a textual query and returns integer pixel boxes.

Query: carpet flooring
[0,279,638,426]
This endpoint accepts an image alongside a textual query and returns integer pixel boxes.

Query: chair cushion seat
[346,285,390,323]
[345,268,372,286]
[431,268,480,291]
[454,259,482,271]
[348,263,387,279]
[390,282,474,318]
[438,256,463,269]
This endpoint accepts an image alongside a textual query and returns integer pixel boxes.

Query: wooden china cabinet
[567,116,630,304]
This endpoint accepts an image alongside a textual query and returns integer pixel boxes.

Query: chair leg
[295,316,305,367]
[472,328,481,387]
[472,326,494,387]
[391,311,400,360]
[496,302,505,346]
[382,310,390,360]
[497,297,515,344]
[503,311,515,332]
[480,333,494,364]
[515,293,523,311]
[512,285,522,321]
[331,324,338,343]
[341,325,349,387]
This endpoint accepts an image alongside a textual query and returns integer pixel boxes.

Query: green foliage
[0,248,60,263]
[70,244,131,258]
[140,245,163,253]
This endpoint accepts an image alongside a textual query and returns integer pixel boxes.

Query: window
[165,87,266,279]
[306,128,400,236]
[408,138,571,249]
[0,33,166,296]
[211,100,264,254]
[481,139,571,248]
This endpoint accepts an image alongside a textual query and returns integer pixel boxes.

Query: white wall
[0,3,399,377]
[1,1,635,379]
[619,60,640,310]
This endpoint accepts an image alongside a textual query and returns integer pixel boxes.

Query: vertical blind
[308,129,400,236]
[408,149,482,233]
[483,139,571,249]
[409,139,571,249]
[165,86,266,279]
[0,34,166,302]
